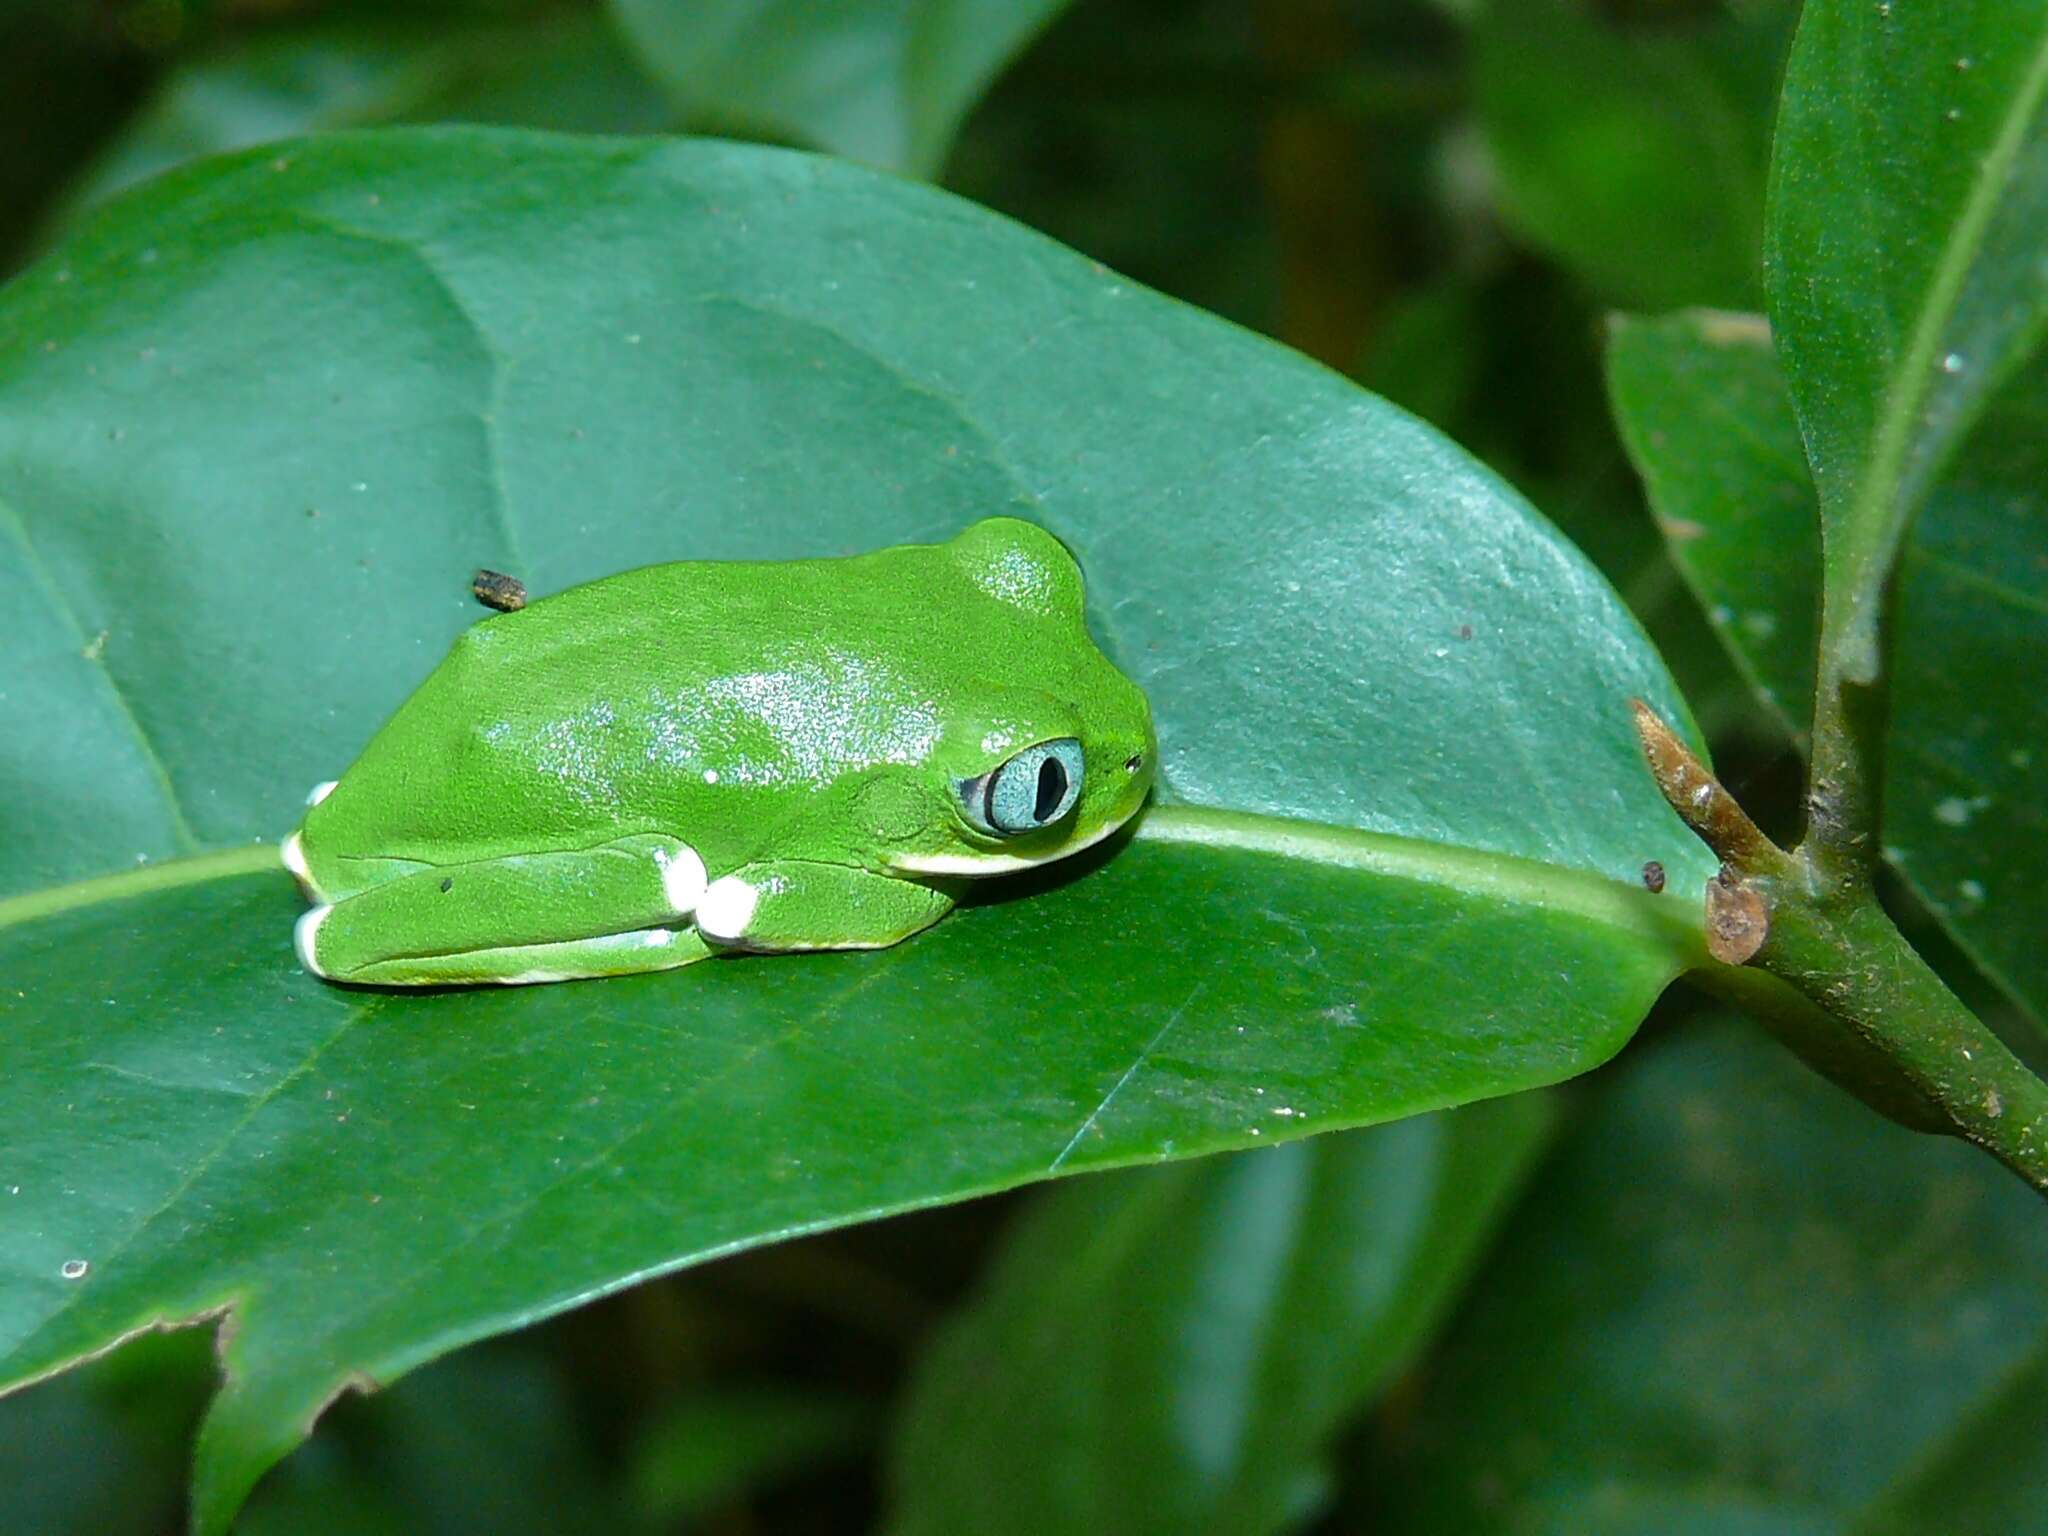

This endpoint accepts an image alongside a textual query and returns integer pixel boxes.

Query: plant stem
[1632,701,2048,1198]
[1757,876,2048,1194]
[1804,614,1888,888]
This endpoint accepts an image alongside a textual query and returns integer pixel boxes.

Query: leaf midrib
[0,807,1706,959]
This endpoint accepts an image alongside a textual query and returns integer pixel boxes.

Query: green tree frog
[283,518,1155,986]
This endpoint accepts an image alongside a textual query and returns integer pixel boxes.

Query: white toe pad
[653,842,708,916]
[293,904,332,978]
[695,875,759,944]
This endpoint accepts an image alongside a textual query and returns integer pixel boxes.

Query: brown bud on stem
[1629,700,1785,875]
[1706,865,1769,965]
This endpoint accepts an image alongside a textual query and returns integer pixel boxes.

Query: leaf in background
[608,0,1071,176]
[1355,275,1487,435]
[236,1340,648,1536]
[631,1386,872,1524]
[1609,310,2048,1027]
[0,1328,210,1536]
[1361,1016,2048,1535]
[888,1096,1552,1536]
[1606,310,1817,742]
[0,130,1711,1531]
[51,13,675,229]
[1859,1343,2048,1536]
[1765,0,2048,681]
[1474,0,1798,310]
[941,0,1278,339]
[0,0,151,277]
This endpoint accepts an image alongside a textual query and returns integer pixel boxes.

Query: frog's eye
[961,738,1085,836]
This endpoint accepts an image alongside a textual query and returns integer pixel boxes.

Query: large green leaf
[1363,1016,2048,1535]
[1766,0,2048,680]
[0,129,1709,1531]
[608,0,1070,176]
[888,1097,1551,1536]
[1608,310,2048,1027]
[1474,0,1797,310]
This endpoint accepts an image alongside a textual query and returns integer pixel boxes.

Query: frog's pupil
[1035,757,1068,822]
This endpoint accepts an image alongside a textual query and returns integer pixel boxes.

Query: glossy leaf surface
[0,129,1708,1530]
[888,1097,1551,1536]
[1608,310,2048,1026]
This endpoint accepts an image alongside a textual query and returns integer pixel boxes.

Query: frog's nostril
[1124,754,1144,773]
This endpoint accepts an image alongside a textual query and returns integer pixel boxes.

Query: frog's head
[882,518,1155,877]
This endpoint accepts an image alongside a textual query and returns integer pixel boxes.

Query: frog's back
[298,545,957,893]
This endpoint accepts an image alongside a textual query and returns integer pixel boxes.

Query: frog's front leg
[296,834,711,987]
[695,861,953,953]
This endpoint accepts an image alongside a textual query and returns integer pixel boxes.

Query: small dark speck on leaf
[472,570,527,611]
[1642,860,1666,893]
[439,877,453,893]
[1457,624,1474,641]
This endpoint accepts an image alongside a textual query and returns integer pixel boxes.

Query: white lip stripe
[886,810,1135,876]
[280,831,311,880]
[306,780,338,807]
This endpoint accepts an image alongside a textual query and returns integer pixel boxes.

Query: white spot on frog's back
[528,700,625,811]
[972,545,1059,607]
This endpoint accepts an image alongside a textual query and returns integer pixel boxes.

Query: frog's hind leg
[295,833,711,987]
[316,924,716,987]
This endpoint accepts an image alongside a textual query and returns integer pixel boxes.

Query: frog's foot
[278,782,342,902]
[696,860,953,952]
[280,830,320,902]
[292,833,710,987]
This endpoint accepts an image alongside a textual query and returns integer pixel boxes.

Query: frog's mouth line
[884,803,1141,877]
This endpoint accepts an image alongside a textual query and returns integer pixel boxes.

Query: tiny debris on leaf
[472,569,527,611]
[1641,860,1667,893]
